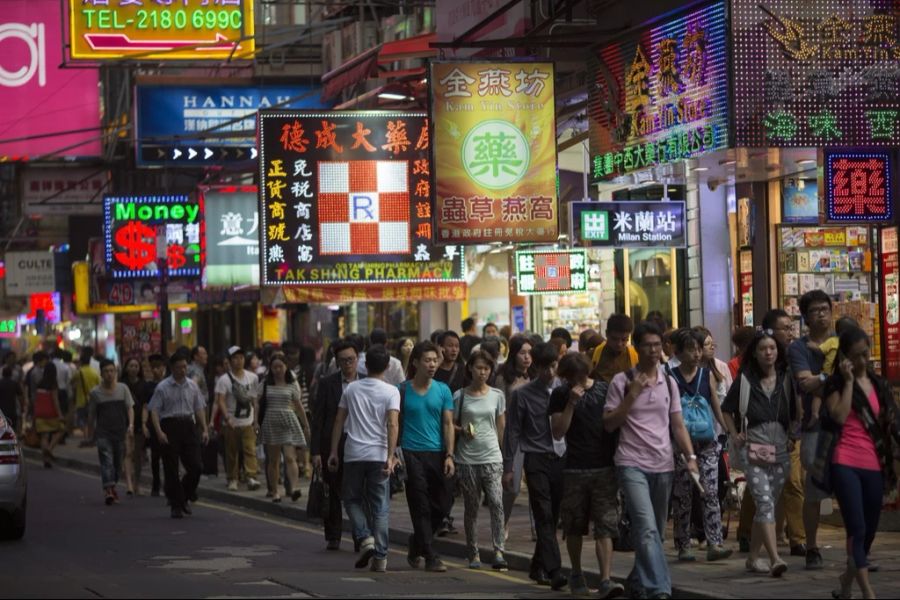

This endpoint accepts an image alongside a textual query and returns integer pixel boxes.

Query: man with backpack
[215,346,261,492]
[604,322,699,600]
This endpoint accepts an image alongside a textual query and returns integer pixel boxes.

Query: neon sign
[825,151,892,222]
[103,195,204,279]
[515,249,588,295]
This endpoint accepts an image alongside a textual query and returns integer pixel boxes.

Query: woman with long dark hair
[822,327,897,600]
[121,357,144,496]
[722,330,797,577]
[33,362,64,468]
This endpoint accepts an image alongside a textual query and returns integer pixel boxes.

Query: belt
[161,415,194,422]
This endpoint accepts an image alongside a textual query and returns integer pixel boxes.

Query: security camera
[707,178,721,192]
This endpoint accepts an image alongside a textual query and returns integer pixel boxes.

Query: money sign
[114,222,157,271]
[167,244,186,270]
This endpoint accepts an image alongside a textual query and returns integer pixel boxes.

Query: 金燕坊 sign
[515,249,588,295]
[825,151,893,222]
[588,1,729,180]
[103,195,203,279]
[431,61,558,245]
[69,0,255,61]
[570,201,687,248]
[257,110,465,289]
[201,187,259,287]
[733,0,900,147]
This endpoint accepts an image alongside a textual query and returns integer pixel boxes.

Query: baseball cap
[227,346,245,358]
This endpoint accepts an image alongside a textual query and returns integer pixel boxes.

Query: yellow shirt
[820,336,840,377]
[73,365,100,409]
[591,342,639,383]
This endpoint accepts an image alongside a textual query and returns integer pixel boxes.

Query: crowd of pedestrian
[3,292,899,599]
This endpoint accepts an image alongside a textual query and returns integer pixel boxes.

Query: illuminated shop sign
[0,319,18,338]
[589,1,729,180]
[69,0,255,61]
[201,187,259,287]
[733,0,900,147]
[103,195,203,279]
[257,111,465,286]
[825,151,892,222]
[570,201,687,248]
[430,61,558,244]
[515,249,588,295]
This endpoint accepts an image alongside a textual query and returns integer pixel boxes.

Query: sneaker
[745,558,770,573]
[227,480,238,492]
[467,553,481,569]
[529,568,551,586]
[569,572,590,597]
[425,557,447,573]
[738,537,750,553]
[406,534,423,569]
[596,579,625,599]
[790,544,807,557]
[370,557,387,573]
[706,545,733,562]
[770,558,788,577]
[806,548,824,570]
[355,537,375,569]
[549,572,568,591]
[247,477,261,491]
[678,548,696,562]
[491,552,508,572]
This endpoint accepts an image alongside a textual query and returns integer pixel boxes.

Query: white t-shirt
[339,378,401,463]
[215,370,259,428]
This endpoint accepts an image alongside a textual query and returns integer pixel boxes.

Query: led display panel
[825,151,892,222]
[515,249,588,295]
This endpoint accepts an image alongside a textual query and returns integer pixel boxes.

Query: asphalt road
[0,461,563,598]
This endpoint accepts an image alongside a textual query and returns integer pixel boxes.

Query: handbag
[306,469,329,520]
[33,389,59,420]
[727,374,751,472]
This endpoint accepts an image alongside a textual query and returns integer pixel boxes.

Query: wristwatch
[819,373,827,383]
[688,454,697,461]
[445,453,454,460]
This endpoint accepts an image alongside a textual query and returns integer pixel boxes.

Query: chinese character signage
[1,1,101,161]
[881,227,900,380]
[825,152,892,222]
[22,168,108,216]
[69,0,254,61]
[202,187,259,287]
[733,0,900,147]
[103,195,204,279]
[569,201,687,248]
[4,251,55,296]
[257,111,465,287]
[431,61,558,244]
[136,84,326,167]
[515,249,588,295]
[589,1,729,180]
[0,318,19,339]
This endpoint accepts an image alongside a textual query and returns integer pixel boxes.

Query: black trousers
[147,429,163,491]
[524,452,564,575]
[160,417,202,509]
[323,464,345,542]
[404,450,452,560]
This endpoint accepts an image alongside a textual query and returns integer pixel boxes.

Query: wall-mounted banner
[4,251,55,296]
[201,187,259,287]
[257,110,465,287]
[69,0,255,61]
[1,1,101,161]
[569,201,687,248]
[515,249,588,295]
[135,84,326,167]
[103,195,204,279]
[733,0,900,147]
[825,151,892,222]
[280,282,467,303]
[431,61,558,244]
[22,168,108,216]
[588,1,729,180]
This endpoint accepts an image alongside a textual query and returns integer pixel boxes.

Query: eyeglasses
[337,356,357,365]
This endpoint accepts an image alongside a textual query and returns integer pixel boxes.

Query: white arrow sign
[204,148,213,159]
[188,148,198,160]
[173,148,183,159]
[250,147,258,159]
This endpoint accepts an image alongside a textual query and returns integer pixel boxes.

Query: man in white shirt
[357,328,406,385]
[328,345,400,573]
[215,346,261,491]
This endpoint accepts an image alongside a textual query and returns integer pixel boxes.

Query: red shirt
[833,387,881,471]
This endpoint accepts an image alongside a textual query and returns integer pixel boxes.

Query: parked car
[0,409,26,539]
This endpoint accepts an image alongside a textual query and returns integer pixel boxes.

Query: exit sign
[0,319,18,338]
[581,211,609,241]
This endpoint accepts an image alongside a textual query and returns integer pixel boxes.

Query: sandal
[831,572,853,599]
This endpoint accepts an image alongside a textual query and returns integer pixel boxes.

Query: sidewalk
[28,439,900,599]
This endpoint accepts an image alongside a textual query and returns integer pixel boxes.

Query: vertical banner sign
[103,195,203,279]
[257,111,465,291]
[431,61,558,244]
[740,250,754,327]
[733,0,900,147]
[69,0,255,61]
[515,249,588,295]
[202,187,260,287]
[588,2,729,180]
[825,151,892,222]
[882,227,900,381]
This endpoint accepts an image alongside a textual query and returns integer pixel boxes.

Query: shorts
[801,429,830,503]
[560,467,618,539]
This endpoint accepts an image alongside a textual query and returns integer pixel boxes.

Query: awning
[321,32,437,102]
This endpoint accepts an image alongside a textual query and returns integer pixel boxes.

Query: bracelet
[688,454,697,460]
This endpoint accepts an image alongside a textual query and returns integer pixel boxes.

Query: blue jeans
[617,467,673,597]
[97,436,125,489]
[342,461,391,559]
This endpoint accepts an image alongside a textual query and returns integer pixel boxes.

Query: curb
[26,447,722,599]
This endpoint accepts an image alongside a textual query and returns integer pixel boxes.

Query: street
[0,461,560,599]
